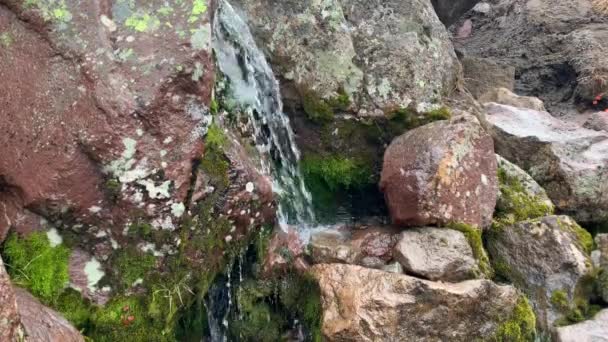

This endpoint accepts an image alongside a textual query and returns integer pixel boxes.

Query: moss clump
[448,222,494,278]
[200,127,230,190]
[230,280,285,341]
[550,290,569,311]
[302,155,372,192]
[0,32,13,48]
[495,167,554,224]
[301,88,351,125]
[425,106,452,121]
[2,232,70,302]
[386,106,452,136]
[205,123,227,150]
[493,296,536,342]
[209,99,219,114]
[105,178,122,201]
[279,273,323,342]
[555,217,594,254]
[54,288,93,328]
[115,247,156,288]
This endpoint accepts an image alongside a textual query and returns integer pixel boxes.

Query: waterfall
[212,0,315,231]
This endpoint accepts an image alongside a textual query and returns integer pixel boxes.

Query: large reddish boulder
[0,0,213,240]
[380,113,498,228]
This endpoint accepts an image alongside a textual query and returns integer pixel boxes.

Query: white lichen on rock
[46,228,63,247]
[84,257,105,292]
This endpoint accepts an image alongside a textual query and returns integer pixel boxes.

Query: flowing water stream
[206,1,321,340]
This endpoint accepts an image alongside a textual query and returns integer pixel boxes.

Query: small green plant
[493,296,536,342]
[54,288,93,328]
[209,99,219,114]
[205,123,226,150]
[550,290,569,311]
[115,247,156,288]
[2,232,70,301]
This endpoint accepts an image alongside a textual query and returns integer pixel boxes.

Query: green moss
[189,0,208,23]
[209,99,219,114]
[302,155,372,192]
[279,273,323,342]
[550,290,569,311]
[326,87,351,112]
[493,297,536,342]
[54,288,92,329]
[125,13,160,32]
[385,106,452,137]
[447,222,494,278]
[302,90,335,124]
[2,232,70,302]
[205,123,226,150]
[115,247,156,288]
[555,217,594,254]
[425,107,452,121]
[229,280,284,341]
[495,167,554,224]
[105,178,121,201]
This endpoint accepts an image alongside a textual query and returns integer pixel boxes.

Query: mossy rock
[447,222,493,278]
[493,296,536,342]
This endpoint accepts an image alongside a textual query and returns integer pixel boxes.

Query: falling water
[212,0,315,231]
[205,1,321,340]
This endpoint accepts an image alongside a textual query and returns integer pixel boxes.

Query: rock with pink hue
[310,263,531,341]
[380,113,498,228]
[583,111,608,132]
[261,227,308,276]
[0,1,213,240]
[14,288,84,342]
[480,88,545,112]
[556,309,608,342]
[0,257,21,341]
[485,103,608,222]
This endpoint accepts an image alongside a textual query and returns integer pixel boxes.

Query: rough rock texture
[486,103,608,223]
[14,288,84,342]
[495,154,554,214]
[583,111,608,132]
[461,57,515,100]
[309,226,399,267]
[555,309,608,342]
[0,0,213,239]
[380,113,498,228]
[487,215,593,330]
[480,88,546,112]
[595,234,608,303]
[454,0,608,114]
[431,0,481,27]
[393,227,479,281]
[0,257,20,341]
[311,263,528,341]
[231,0,460,116]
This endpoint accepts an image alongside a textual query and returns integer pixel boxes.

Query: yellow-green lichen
[189,0,208,23]
[493,296,536,342]
[125,12,160,32]
[24,0,72,23]
[447,222,494,278]
[550,290,569,311]
[0,32,13,48]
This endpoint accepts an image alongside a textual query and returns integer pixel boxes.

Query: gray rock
[311,264,535,341]
[0,257,20,341]
[431,0,482,27]
[583,112,608,132]
[556,309,608,342]
[382,262,404,274]
[487,215,593,330]
[380,113,498,228]
[595,234,608,302]
[461,57,515,100]
[231,0,460,116]
[394,227,479,281]
[485,103,608,223]
[480,88,546,112]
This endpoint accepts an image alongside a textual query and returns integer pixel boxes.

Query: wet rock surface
[486,103,608,223]
[230,0,460,116]
[487,215,593,330]
[380,113,498,228]
[394,227,479,282]
[311,263,533,342]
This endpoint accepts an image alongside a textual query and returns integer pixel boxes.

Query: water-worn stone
[309,226,399,266]
[0,0,214,239]
[380,113,498,228]
[231,0,460,116]
[14,288,84,342]
[555,309,608,342]
[310,263,534,341]
[486,103,608,223]
[0,257,20,341]
[431,0,481,27]
[394,227,479,281]
[461,57,515,101]
[487,215,593,330]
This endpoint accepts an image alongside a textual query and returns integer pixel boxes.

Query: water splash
[212,0,315,231]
